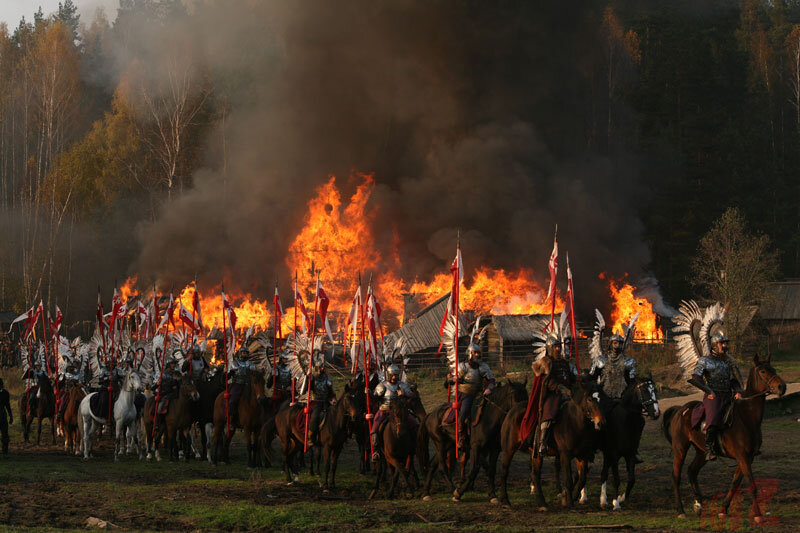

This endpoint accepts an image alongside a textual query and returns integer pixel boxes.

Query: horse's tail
[662,405,680,444]
[416,415,430,475]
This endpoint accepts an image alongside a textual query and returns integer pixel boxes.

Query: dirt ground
[0,368,798,532]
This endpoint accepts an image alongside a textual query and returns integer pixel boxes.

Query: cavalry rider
[447,341,495,452]
[22,359,48,413]
[185,343,209,380]
[56,358,84,422]
[89,348,110,393]
[688,330,742,461]
[227,348,255,424]
[156,354,182,415]
[268,350,293,408]
[0,377,12,456]
[113,353,133,390]
[307,357,335,446]
[370,363,417,461]
[535,333,577,456]
[589,332,637,411]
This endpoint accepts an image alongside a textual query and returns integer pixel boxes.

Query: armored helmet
[388,364,402,377]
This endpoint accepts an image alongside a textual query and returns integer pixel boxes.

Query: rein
[739,365,780,400]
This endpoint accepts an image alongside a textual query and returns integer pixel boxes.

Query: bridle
[741,364,781,400]
[633,379,658,416]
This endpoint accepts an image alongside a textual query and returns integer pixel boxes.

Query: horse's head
[576,383,605,430]
[390,396,411,429]
[250,370,267,400]
[507,376,529,403]
[750,354,786,397]
[407,384,426,418]
[180,374,200,401]
[125,369,143,393]
[632,375,660,420]
[340,383,364,421]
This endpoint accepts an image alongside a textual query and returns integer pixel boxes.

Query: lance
[567,252,580,372]
[189,276,198,369]
[550,224,558,328]
[39,304,51,379]
[222,283,231,437]
[272,278,279,397]
[304,269,320,453]
[360,271,373,457]
[291,270,298,405]
[454,231,461,458]
[98,287,107,364]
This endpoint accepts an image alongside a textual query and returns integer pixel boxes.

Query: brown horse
[143,374,200,461]
[452,378,529,503]
[369,396,416,500]
[62,383,86,455]
[19,376,56,445]
[318,384,364,490]
[662,354,786,521]
[498,382,604,508]
[211,370,266,466]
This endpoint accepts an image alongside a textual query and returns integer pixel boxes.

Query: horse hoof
[451,496,461,502]
[490,497,500,505]
[612,499,621,511]
[753,515,763,524]
[537,506,548,512]
[422,495,431,502]
[693,501,702,515]
[322,489,329,494]
[368,490,376,501]
[530,484,536,495]
[452,489,460,498]
[677,514,686,519]
[718,513,727,520]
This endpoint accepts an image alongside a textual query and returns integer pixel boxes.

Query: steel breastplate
[601,354,627,399]
[703,357,731,392]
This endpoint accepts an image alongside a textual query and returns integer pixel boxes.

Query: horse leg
[562,452,575,508]
[599,453,611,508]
[114,421,122,462]
[486,446,501,503]
[672,443,689,517]
[532,454,547,510]
[454,447,483,500]
[686,449,706,516]
[369,457,384,500]
[619,456,635,505]
[554,453,563,497]
[575,460,589,504]
[497,447,515,507]
[739,459,762,522]
[388,462,400,499]
[245,430,254,468]
[719,464,743,518]
[37,416,42,445]
[400,458,414,498]
[50,415,56,444]
[330,446,342,490]
[610,456,622,510]
[322,446,332,490]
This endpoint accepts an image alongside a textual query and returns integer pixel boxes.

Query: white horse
[113,369,143,461]
[78,370,142,460]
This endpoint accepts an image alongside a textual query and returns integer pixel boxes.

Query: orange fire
[124,174,561,341]
[603,274,662,341]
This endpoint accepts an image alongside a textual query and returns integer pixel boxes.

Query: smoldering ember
[0,1,798,532]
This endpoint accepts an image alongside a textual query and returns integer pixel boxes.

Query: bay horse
[62,383,86,455]
[662,354,786,521]
[211,370,266,466]
[594,376,660,510]
[318,384,364,490]
[113,369,144,461]
[143,374,200,461]
[19,376,56,445]
[498,382,604,508]
[452,378,529,503]
[369,396,416,500]
[193,366,226,462]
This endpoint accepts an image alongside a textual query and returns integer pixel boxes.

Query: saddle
[156,398,170,415]
[688,400,735,431]
[441,398,483,427]
[294,406,326,433]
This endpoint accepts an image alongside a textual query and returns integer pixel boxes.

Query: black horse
[452,378,529,503]
[593,376,660,510]
[193,366,226,462]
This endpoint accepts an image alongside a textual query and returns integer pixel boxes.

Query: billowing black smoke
[101,1,654,317]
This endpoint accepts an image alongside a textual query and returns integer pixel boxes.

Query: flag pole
[361,271,374,457]
[567,252,580,372]
[272,278,279,396]
[551,224,558,328]
[304,270,320,453]
[454,231,461,459]
[222,283,231,437]
[292,271,298,405]
[98,287,107,364]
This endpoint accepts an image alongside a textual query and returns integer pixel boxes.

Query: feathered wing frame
[285,332,324,394]
[530,316,556,361]
[622,312,641,352]
[589,309,606,364]
[673,300,742,383]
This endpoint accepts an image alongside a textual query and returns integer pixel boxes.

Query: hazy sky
[1,0,118,28]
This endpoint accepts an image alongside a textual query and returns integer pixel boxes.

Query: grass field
[0,364,798,532]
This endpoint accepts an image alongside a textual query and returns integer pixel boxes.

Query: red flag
[316,280,335,344]
[53,306,63,335]
[179,302,200,333]
[222,291,237,356]
[294,281,310,334]
[566,252,580,371]
[366,285,382,357]
[158,294,175,331]
[96,291,106,339]
[192,286,204,330]
[137,301,149,334]
[546,234,558,304]
[9,305,34,334]
[273,285,284,322]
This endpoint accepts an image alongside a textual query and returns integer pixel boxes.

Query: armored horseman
[672,302,743,461]
[56,355,84,422]
[185,343,209,380]
[269,350,294,407]
[370,363,417,461]
[22,355,48,414]
[156,352,184,415]
[227,348,256,424]
[589,310,640,411]
[307,353,335,446]
[443,315,495,453]
[531,324,577,456]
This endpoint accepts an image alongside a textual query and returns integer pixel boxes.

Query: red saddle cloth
[295,402,321,432]
[152,398,170,416]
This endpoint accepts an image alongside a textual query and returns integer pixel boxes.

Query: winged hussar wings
[671,300,705,376]
[530,316,553,361]
[442,313,459,374]
[589,309,606,363]
[622,312,641,351]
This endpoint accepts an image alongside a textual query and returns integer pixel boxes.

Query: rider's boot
[704,427,718,461]
[537,422,551,457]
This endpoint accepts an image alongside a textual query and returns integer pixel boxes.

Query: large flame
[603,274,662,341]
[123,174,560,340]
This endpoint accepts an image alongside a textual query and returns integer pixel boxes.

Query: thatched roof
[760,281,800,320]
[384,294,469,354]
[490,314,548,342]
